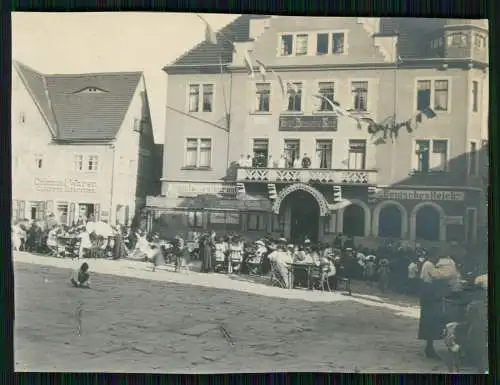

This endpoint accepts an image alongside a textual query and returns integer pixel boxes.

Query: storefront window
[248,213,267,231]
[188,211,203,228]
[56,202,69,225]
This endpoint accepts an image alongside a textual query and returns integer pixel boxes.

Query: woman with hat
[228,234,244,273]
[268,238,293,288]
[200,236,214,273]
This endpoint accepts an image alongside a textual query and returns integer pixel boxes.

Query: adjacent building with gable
[12,61,160,226]
[148,16,488,247]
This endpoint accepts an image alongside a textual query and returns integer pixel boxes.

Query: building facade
[148,16,488,246]
[12,61,160,226]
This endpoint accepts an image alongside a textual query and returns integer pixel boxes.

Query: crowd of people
[13,216,488,372]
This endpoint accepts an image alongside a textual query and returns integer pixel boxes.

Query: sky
[12,12,239,144]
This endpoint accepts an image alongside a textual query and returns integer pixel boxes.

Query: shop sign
[34,177,97,193]
[209,212,240,224]
[375,189,465,201]
[445,216,463,225]
[279,115,338,132]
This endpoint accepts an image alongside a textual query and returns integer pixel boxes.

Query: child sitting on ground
[70,262,91,288]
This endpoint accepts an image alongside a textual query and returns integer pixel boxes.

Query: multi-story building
[12,61,160,226]
[148,16,488,246]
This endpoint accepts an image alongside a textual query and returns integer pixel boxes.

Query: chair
[336,265,352,296]
[311,263,331,292]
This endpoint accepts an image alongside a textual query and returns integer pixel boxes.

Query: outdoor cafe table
[286,262,315,290]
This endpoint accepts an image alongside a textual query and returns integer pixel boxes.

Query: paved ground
[14,252,463,373]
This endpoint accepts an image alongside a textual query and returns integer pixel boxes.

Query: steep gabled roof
[170,14,269,66]
[14,60,142,141]
[169,16,477,67]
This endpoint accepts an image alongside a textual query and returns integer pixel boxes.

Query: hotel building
[12,61,160,226]
[148,16,488,246]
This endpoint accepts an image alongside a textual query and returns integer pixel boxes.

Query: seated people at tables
[70,262,91,288]
[319,252,337,289]
[268,239,293,288]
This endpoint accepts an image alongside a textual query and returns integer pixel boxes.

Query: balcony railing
[236,167,377,185]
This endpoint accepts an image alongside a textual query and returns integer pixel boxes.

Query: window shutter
[69,203,76,225]
[38,201,46,220]
[19,201,26,220]
[94,204,101,221]
[411,141,419,171]
[46,200,54,215]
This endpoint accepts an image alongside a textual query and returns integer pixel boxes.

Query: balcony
[236,167,377,185]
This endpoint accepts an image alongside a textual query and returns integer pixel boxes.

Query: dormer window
[73,87,108,94]
[447,32,468,48]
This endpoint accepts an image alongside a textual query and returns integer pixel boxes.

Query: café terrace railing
[236,167,378,185]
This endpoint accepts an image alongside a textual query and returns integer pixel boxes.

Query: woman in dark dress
[200,237,213,273]
[418,253,445,359]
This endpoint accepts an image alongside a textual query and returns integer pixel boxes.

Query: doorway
[285,190,320,244]
[415,205,440,241]
[378,204,403,238]
[342,204,366,237]
[78,203,96,222]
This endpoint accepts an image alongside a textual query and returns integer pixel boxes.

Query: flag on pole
[197,15,217,45]
[243,50,255,79]
[420,106,437,119]
[312,94,337,112]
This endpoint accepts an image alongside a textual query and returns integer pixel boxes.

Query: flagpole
[390,39,399,182]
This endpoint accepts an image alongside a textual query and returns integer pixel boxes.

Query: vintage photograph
[12,13,488,373]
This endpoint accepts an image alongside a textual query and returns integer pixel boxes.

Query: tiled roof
[14,61,142,141]
[170,14,269,66]
[171,16,467,67]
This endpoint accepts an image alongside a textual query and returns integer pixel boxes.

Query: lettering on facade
[170,183,237,197]
[34,177,97,194]
[375,189,465,201]
[279,115,338,132]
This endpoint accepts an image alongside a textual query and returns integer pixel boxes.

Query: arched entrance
[379,204,403,238]
[415,205,441,241]
[282,190,320,244]
[342,204,366,237]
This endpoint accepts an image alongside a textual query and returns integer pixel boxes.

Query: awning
[146,194,272,212]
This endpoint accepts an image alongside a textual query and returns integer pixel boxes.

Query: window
[431,140,448,171]
[318,82,335,111]
[184,138,212,168]
[447,32,468,48]
[188,85,200,112]
[316,33,329,55]
[280,34,293,56]
[34,154,43,169]
[88,155,99,171]
[415,140,430,172]
[188,211,203,228]
[351,81,369,112]
[434,80,449,111]
[286,82,303,112]
[248,213,267,231]
[56,203,69,225]
[472,81,479,112]
[74,155,83,171]
[202,84,214,112]
[295,34,308,56]
[474,34,486,49]
[469,141,478,176]
[284,139,300,168]
[255,83,271,112]
[315,140,333,169]
[415,139,448,172]
[188,84,214,112]
[416,79,449,112]
[253,139,269,167]
[332,33,345,54]
[417,80,432,111]
[323,214,336,234]
[348,140,366,170]
[29,201,45,221]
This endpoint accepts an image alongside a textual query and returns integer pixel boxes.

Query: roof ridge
[46,71,143,77]
[41,74,60,138]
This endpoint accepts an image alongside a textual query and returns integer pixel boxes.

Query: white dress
[214,242,227,262]
[229,242,243,262]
